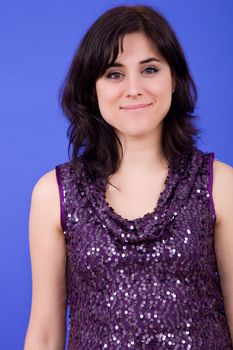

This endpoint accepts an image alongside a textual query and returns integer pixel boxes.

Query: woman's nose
[124,76,143,97]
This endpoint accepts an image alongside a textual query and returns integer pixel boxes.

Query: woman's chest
[104,172,168,221]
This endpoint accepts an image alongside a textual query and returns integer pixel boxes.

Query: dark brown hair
[59,4,201,180]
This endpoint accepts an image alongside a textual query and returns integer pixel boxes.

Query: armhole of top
[55,165,67,233]
[207,152,216,219]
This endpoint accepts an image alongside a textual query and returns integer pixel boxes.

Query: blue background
[0,0,232,349]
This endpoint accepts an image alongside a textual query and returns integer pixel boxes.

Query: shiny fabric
[55,147,232,349]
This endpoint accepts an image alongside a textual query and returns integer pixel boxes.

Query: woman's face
[95,32,176,140]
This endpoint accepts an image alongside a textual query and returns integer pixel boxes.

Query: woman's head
[96,31,176,146]
[60,5,200,178]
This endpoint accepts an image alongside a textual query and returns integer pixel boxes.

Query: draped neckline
[76,147,203,244]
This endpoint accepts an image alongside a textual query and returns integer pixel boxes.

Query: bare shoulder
[212,158,233,224]
[213,159,233,188]
[32,168,58,197]
[31,168,61,231]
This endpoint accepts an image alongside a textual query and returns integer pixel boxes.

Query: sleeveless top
[55,147,233,349]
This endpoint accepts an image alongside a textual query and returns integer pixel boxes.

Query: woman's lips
[120,103,152,110]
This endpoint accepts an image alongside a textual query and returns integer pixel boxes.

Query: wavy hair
[59,4,201,181]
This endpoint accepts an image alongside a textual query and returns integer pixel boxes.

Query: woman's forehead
[111,33,163,63]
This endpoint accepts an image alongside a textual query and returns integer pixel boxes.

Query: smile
[120,103,152,110]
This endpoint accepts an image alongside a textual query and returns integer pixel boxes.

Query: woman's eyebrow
[106,57,161,68]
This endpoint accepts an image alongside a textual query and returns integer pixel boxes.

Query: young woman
[24,5,233,349]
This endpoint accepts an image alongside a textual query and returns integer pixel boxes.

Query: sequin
[55,147,233,349]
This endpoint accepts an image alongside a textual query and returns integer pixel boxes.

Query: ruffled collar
[76,147,203,244]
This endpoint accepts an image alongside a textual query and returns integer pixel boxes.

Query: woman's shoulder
[30,168,62,231]
[213,158,233,173]
[32,158,75,198]
[31,169,60,217]
[213,158,233,190]
[31,159,79,212]
[212,157,233,224]
[194,147,232,175]
[212,157,233,191]
[32,168,58,198]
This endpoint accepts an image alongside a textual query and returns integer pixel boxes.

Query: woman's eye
[105,67,159,80]
[143,66,159,74]
[106,72,123,80]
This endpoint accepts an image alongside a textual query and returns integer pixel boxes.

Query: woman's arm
[24,169,67,350]
[213,159,233,343]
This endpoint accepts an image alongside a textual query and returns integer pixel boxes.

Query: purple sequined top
[55,147,232,349]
